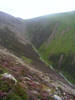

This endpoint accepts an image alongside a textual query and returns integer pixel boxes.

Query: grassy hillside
[0,11,75,99]
[0,27,39,62]
[26,11,75,84]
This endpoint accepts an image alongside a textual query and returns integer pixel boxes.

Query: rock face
[58,54,64,68]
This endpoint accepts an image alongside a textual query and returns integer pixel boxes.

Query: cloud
[0,0,75,19]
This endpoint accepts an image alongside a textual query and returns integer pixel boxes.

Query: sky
[0,0,75,19]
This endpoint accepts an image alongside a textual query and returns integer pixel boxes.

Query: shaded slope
[0,11,39,62]
[0,28,39,61]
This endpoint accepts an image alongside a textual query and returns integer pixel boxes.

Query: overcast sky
[0,0,75,19]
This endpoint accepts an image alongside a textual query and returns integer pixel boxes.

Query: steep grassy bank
[26,11,75,84]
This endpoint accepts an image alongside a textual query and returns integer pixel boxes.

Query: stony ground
[0,49,75,100]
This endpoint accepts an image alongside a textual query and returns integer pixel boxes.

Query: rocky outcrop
[58,54,64,68]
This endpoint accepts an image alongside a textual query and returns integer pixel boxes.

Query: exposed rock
[53,95,62,100]
[58,54,64,68]
[1,73,17,84]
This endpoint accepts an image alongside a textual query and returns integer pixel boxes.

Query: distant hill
[26,11,75,84]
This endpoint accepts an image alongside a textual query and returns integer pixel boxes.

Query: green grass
[38,12,75,84]
[62,71,75,85]
[27,11,75,84]
[22,56,32,63]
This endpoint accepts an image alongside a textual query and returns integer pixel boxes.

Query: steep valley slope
[26,11,75,84]
[0,11,75,100]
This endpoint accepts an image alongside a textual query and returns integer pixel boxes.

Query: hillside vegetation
[0,11,75,99]
[26,11,75,84]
